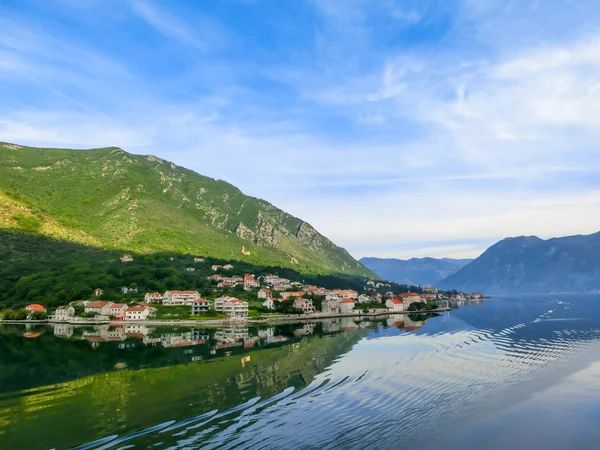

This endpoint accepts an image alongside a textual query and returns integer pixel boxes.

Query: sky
[1,0,600,260]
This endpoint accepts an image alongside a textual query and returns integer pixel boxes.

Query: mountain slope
[360,257,473,285]
[439,233,600,293]
[0,142,374,277]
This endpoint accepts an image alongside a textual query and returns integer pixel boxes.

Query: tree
[30,311,47,320]
[72,303,85,316]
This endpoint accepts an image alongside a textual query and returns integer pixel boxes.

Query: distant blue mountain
[359,257,473,286]
[439,232,600,294]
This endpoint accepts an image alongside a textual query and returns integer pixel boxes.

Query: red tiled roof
[341,298,355,303]
[127,306,147,312]
[400,292,420,298]
[110,304,127,308]
[26,304,47,311]
[86,301,111,308]
[389,299,403,304]
[165,290,199,295]
[146,292,162,297]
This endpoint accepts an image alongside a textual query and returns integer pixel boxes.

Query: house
[423,285,438,294]
[339,298,356,314]
[366,280,376,287]
[121,286,139,294]
[385,298,404,312]
[214,296,248,318]
[322,299,340,314]
[93,288,104,297]
[186,267,196,272]
[262,298,278,310]
[258,288,272,299]
[54,305,74,321]
[191,299,211,315]
[25,304,47,313]
[243,274,259,290]
[263,275,280,285]
[338,289,358,299]
[294,298,315,314]
[144,292,163,303]
[280,291,304,300]
[120,254,133,263]
[422,294,437,302]
[471,292,484,299]
[85,301,113,316]
[109,303,128,319]
[194,257,205,262]
[211,265,222,271]
[207,274,222,281]
[400,292,422,307]
[325,293,341,301]
[223,264,234,270]
[125,306,150,321]
[162,290,200,305]
[357,294,372,304]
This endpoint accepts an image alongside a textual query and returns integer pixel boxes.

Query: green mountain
[0,142,373,278]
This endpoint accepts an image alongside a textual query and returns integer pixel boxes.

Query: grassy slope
[0,143,375,278]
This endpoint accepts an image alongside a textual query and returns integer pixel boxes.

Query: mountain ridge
[439,232,600,293]
[0,142,375,278]
[360,256,473,286]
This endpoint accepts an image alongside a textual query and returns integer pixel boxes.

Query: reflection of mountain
[0,325,368,450]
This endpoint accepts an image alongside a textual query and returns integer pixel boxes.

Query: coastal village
[13,255,485,324]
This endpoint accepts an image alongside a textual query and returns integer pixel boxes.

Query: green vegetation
[0,229,370,310]
[0,142,376,278]
[407,301,439,312]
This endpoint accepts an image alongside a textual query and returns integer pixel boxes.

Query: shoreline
[0,308,450,327]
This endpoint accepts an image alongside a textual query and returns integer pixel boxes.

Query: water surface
[2,295,600,449]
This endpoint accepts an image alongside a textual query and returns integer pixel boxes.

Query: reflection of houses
[54,305,74,321]
[404,316,424,332]
[214,325,249,343]
[294,298,315,314]
[294,322,316,336]
[53,323,74,338]
[386,315,405,328]
[258,327,275,339]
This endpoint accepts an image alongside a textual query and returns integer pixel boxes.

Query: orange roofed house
[400,292,422,308]
[385,298,404,312]
[25,304,47,313]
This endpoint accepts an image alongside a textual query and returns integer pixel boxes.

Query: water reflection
[4,296,600,449]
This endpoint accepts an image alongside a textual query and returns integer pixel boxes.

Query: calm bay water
[3,295,600,449]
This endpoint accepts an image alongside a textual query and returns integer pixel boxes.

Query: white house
[244,274,259,290]
[194,257,205,262]
[400,292,422,307]
[223,264,234,270]
[125,306,150,321]
[162,290,201,305]
[54,305,75,321]
[262,298,277,310]
[357,294,372,304]
[85,301,113,316]
[211,265,222,271]
[109,303,128,319]
[339,298,356,314]
[385,298,404,312]
[191,299,211,315]
[325,293,341,301]
[258,288,272,299]
[121,286,138,294]
[321,298,340,314]
[145,292,163,303]
[214,296,248,318]
[294,298,315,314]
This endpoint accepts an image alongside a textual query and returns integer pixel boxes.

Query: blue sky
[2,0,600,259]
